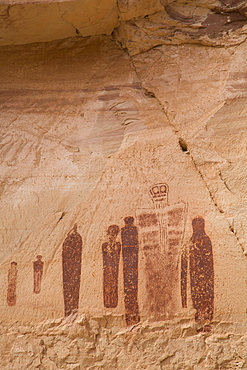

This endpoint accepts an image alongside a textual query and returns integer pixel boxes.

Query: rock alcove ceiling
[1,0,247,369]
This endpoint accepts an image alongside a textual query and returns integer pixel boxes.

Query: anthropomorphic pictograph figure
[121,216,140,326]
[148,183,169,247]
[7,261,18,306]
[62,224,82,316]
[102,225,121,308]
[180,244,188,310]
[136,183,187,319]
[33,255,44,294]
[181,217,214,322]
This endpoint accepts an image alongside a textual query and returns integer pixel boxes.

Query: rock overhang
[0,0,246,52]
[0,0,163,45]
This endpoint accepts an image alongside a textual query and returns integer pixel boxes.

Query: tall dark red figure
[181,217,214,322]
[7,262,18,306]
[62,224,82,316]
[121,216,140,326]
[102,225,121,308]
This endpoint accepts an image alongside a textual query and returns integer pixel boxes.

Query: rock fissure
[218,170,233,194]
[189,152,247,255]
[61,13,81,37]
[105,36,247,262]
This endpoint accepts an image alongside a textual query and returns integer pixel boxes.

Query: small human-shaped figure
[102,225,121,308]
[62,224,83,317]
[181,217,214,323]
[7,261,18,306]
[33,255,44,294]
[121,216,140,326]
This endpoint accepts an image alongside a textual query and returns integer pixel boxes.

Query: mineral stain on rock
[201,11,247,38]
[165,1,247,39]
[121,216,140,326]
[62,224,82,317]
[102,225,121,308]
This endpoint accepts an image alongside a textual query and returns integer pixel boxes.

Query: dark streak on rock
[58,212,65,222]
[219,0,246,7]
[165,5,200,24]
[200,11,247,38]
[163,3,247,40]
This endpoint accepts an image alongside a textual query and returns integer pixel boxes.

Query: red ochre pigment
[102,225,121,308]
[62,224,82,317]
[181,217,214,322]
[33,255,44,294]
[7,261,18,306]
[121,216,140,326]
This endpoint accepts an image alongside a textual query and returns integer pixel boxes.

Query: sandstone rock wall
[1,0,247,368]
[1,318,247,369]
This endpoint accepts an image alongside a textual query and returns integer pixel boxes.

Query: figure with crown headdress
[136,183,187,319]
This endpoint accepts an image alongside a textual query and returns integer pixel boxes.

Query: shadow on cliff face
[200,10,247,39]
[219,0,246,6]
[165,1,247,39]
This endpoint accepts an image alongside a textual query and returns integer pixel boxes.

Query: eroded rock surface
[0,0,247,46]
[1,0,247,369]
[1,317,247,369]
[116,0,247,54]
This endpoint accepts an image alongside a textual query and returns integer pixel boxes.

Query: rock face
[0,0,163,45]
[1,0,247,369]
[116,0,247,54]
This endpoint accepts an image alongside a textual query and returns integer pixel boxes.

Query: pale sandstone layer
[1,318,247,369]
[1,0,247,369]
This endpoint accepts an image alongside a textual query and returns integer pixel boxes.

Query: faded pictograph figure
[181,217,214,323]
[33,255,44,294]
[102,225,121,308]
[62,224,82,317]
[7,262,18,306]
[148,183,186,252]
[136,183,187,319]
[136,211,166,318]
[121,216,140,326]
[148,183,169,247]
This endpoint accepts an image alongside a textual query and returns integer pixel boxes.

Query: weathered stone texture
[1,317,247,369]
[1,0,247,46]
[1,0,247,368]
